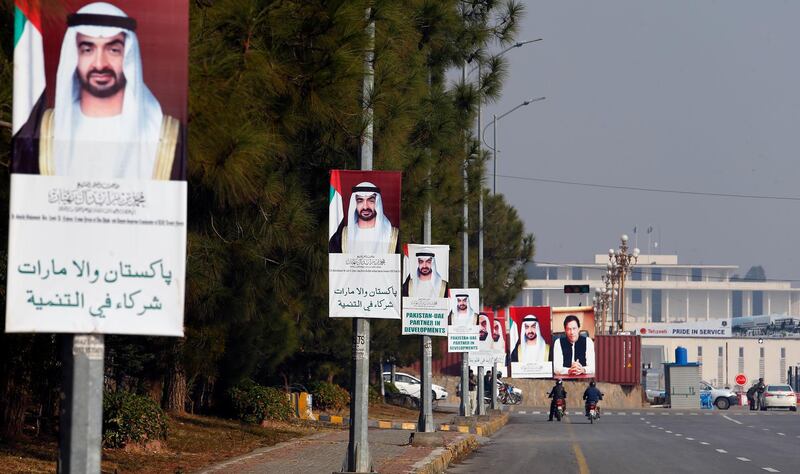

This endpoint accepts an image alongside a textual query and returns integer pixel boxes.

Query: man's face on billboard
[76,32,127,99]
[355,194,377,221]
[479,316,489,339]
[417,257,433,276]
[523,320,538,342]
[492,320,502,342]
[565,320,580,343]
[456,297,468,312]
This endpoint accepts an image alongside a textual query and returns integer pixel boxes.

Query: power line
[496,174,800,202]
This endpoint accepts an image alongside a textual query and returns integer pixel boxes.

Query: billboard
[628,319,731,338]
[401,244,450,336]
[551,306,596,378]
[447,288,479,352]
[470,310,499,368]
[509,306,553,378]
[328,170,402,318]
[7,0,188,335]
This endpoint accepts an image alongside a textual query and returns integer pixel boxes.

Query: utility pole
[345,8,373,472]
[418,75,434,430]
[58,335,104,473]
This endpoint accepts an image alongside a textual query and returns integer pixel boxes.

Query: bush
[103,390,168,449]
[309,381,350,411]
[384,382,400,394]
[228,381,293,424]
[368,385,383,405]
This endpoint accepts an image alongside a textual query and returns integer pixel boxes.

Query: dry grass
[0,413,321,474]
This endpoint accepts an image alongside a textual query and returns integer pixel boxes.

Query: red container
[595,335,641,385]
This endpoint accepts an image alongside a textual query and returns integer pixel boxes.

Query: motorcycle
[554,398,565,421]
[586,401,600,424]
[485,381,523,405]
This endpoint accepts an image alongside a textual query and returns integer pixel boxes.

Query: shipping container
[595,335,641,385]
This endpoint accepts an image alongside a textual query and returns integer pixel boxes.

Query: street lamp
[482,97,546,194]
[607,235,640,334]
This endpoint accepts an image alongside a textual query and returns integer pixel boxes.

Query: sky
[480,0,800,281]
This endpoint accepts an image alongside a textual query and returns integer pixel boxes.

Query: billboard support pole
[345,8,374,472]
[58,334,104,474]
[418,161,434,432]
[460,149,470,417]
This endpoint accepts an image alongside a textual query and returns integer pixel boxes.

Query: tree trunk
[0,377,28,440]
[163,341,188,415]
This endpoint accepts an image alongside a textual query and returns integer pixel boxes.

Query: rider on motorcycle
[583,381,603,416]
[548,379,567,421]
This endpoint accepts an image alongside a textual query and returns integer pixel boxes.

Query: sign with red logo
[735,373,747,386]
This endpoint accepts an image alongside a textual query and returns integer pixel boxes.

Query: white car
[762,384,797,411]
[700,381,738,410]
[382,372,448,401]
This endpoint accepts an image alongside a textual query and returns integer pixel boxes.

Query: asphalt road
[448,407,798,473]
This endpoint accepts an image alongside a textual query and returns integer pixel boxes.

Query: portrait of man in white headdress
[402,249,449,298]
[329,182,400,254]
[449,293,477,327]
[510,315,550,364]
[490,317,506,353]
[13,1,185,180]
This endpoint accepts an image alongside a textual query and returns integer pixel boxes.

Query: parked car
[382,372,448,401]
[700,381,738,410]
[762,384,797,411]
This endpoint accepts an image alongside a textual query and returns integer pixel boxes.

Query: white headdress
[410,248,442,297]
[347,181,394,254]
[519,315,547,363]
[53,2,162,178]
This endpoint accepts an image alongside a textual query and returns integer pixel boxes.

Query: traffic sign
[735,373,747,386]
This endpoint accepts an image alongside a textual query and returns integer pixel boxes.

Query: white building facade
[519,254,800,323]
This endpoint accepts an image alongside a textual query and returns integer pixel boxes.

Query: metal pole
[418,167,433,432]
[58,334,104,474]
[475,63,486,418]
[346,8,373,472]
[492,113,497,195]
[460,158,470,417]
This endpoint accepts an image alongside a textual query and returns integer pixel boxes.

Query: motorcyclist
[583,381,603,416]
[548,379,567,421]
[755,378,767,411]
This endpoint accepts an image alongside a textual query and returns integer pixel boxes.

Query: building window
[571,266,583,280]
[760,347,765,358]
[651,268,662,281]
[651,290,662,322]
[691,268,702,281]
[547,267,558,280]
[632,268,642,281]
[732,291,743,318]
[632,289,642,304]
[697,347,703,357]
[781,347,786,358]
[532,289,543,306]
[739,347,744,358]
[752,291,763,316]
[781,348,787,383]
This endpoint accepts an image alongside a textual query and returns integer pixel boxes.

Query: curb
[412,413,508,474]
[316,414,508,435]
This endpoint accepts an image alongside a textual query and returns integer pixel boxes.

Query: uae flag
[13,0,45,135]
[329,170,344,239]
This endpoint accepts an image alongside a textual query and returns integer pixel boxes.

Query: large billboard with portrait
[551,306,596,379]
[328,170,402,318]
[447,288,479,352]
[509,306,553,378]
[401,244,450,335]
[470,310,501,368]
[7,1,188,335]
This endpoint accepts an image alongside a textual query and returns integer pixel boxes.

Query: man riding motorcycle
[548,379,567,421]
[583,381,603,416]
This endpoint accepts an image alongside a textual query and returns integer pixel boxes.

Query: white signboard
[6,175,186,335]
[401,297,449,336]
[629,319,731,338]
[329,253,401,318]
[448,288,479,353]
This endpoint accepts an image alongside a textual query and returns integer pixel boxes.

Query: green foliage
[384,382,400,394]
[103,390,168,449]
[309,381,350,412]
[228,381,293,424]
[368,385,384,405]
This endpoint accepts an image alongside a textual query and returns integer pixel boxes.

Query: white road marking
[762,428,770,431]
[666,430,672,433]
[703,413,712,416]
[748,425,756,428]
[658,427,664,430]
[647,412,655,415]
[662,413,670,416]
[762,468,780,473]
[519,411,526,414]
[689,412,699,416]
[700,442,709,445]
[777,433,785,436]
[675,434,682,437]
[723,415,743,425]
[533,411,541,414]
[675,412,684,416]
[736,457,751,462]
[632,412,640,415]
[716,449,727,453]
[686,437,694,440]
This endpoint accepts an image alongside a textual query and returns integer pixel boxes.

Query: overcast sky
[481,0,800,281]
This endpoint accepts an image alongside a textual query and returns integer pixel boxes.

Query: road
[448,407,798,473]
